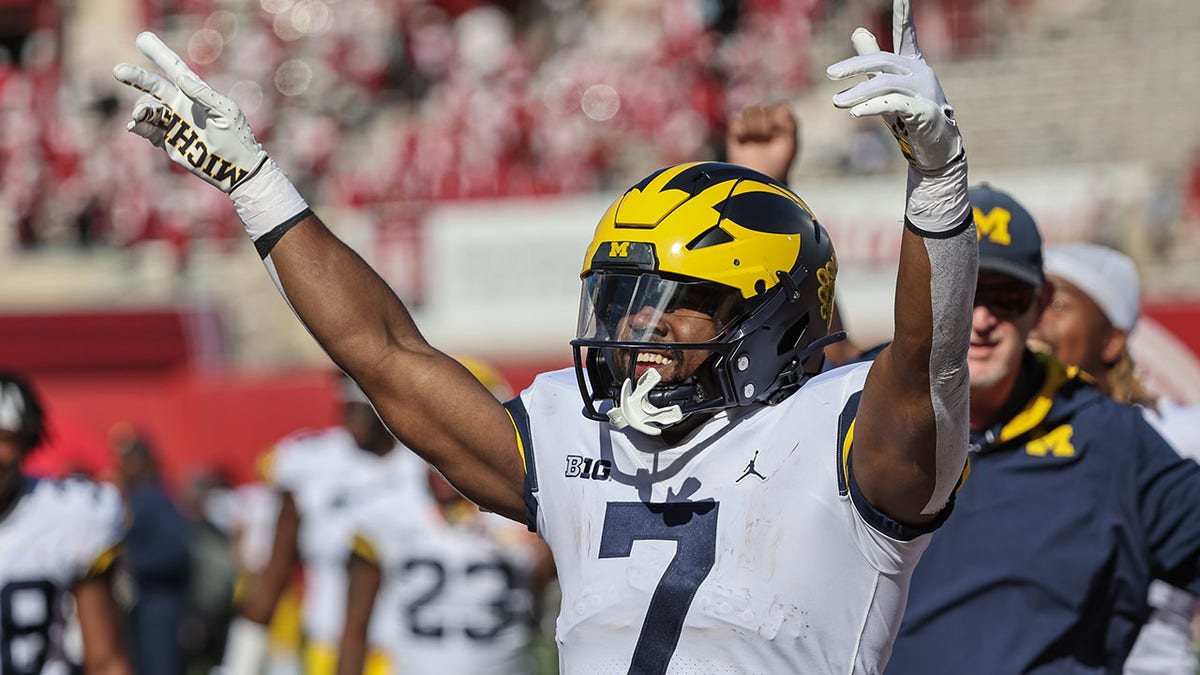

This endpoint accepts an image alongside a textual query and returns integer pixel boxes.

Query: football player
[206,451,306,674]
[219,376,426,675]
[117,0,978,669]
[337,466,554,675]
[0,372,131,674]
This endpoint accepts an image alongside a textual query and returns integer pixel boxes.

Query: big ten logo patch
[974,206,1012,246]
[1024,425,1075,457]
[565,455,612,480]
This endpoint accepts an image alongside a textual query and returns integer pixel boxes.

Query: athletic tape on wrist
[905,152,970,236]
[231,158,310,245]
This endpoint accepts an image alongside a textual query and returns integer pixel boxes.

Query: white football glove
[826,0,963,173]
[114,32,309,246]
[113,32,266,192]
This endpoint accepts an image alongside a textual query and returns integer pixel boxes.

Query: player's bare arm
[218,491,301,675]
[264,219,525,519]
[239,491,301,625]
[74,574,133,675]
[113,34,525,521]
[827,0,975,526]
[335,552,381,675]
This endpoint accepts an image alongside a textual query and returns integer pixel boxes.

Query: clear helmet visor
[576,272,744,344]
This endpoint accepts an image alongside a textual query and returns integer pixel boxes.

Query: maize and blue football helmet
[571,162,841,431]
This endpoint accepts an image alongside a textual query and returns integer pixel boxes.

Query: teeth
[1027,338,1052,354]
[636,353,673,366]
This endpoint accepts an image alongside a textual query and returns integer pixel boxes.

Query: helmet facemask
[572,272,742,426]
[572,266,835,433]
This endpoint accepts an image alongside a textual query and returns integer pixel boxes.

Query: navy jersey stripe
[503,397,539,532]
[846,457,952,542]
[836,392,862,496]
[838,391,953,541]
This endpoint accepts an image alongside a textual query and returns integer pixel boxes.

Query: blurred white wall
[414,162,1156,355]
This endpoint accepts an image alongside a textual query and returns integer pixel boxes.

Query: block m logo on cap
[974,206,1012,246]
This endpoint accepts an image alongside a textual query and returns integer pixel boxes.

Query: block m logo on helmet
[974,206,1013,246]
[591,241,658,271]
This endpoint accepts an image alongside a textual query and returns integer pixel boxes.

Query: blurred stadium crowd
[0,0,1048,259]
[3,0,814,254]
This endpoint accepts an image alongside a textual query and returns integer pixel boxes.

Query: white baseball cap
[1043,243,1140,333]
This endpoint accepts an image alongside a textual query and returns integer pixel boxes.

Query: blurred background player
[220,374,425,675]
[111,426,192,675]
[1031,242,1200,674]
[336,359,554,675]
[206,456,304,675]
[338,466,554,675]
[885,186,1200,673]
[0,372,131,674]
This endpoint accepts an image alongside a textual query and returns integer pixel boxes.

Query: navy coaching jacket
[885,351,1200,674]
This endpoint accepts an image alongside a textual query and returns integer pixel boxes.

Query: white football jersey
[269,428,426,645]
[0,477,124,674]
[228,484,281,574]
[508,365,936,675]
[351,485,539,675]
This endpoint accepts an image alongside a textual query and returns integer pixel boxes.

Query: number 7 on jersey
[600,500,719,675]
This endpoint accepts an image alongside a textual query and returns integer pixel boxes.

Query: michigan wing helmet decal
[582,162,819,299]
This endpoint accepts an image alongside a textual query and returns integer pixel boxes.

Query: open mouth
[637,352,674,367]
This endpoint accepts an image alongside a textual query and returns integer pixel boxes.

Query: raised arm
[113,34,525,521]
[725,102,799,183]
[261,217,525,518]
[826,0,976,526]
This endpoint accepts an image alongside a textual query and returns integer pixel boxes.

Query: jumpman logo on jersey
[736,451,767,482]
